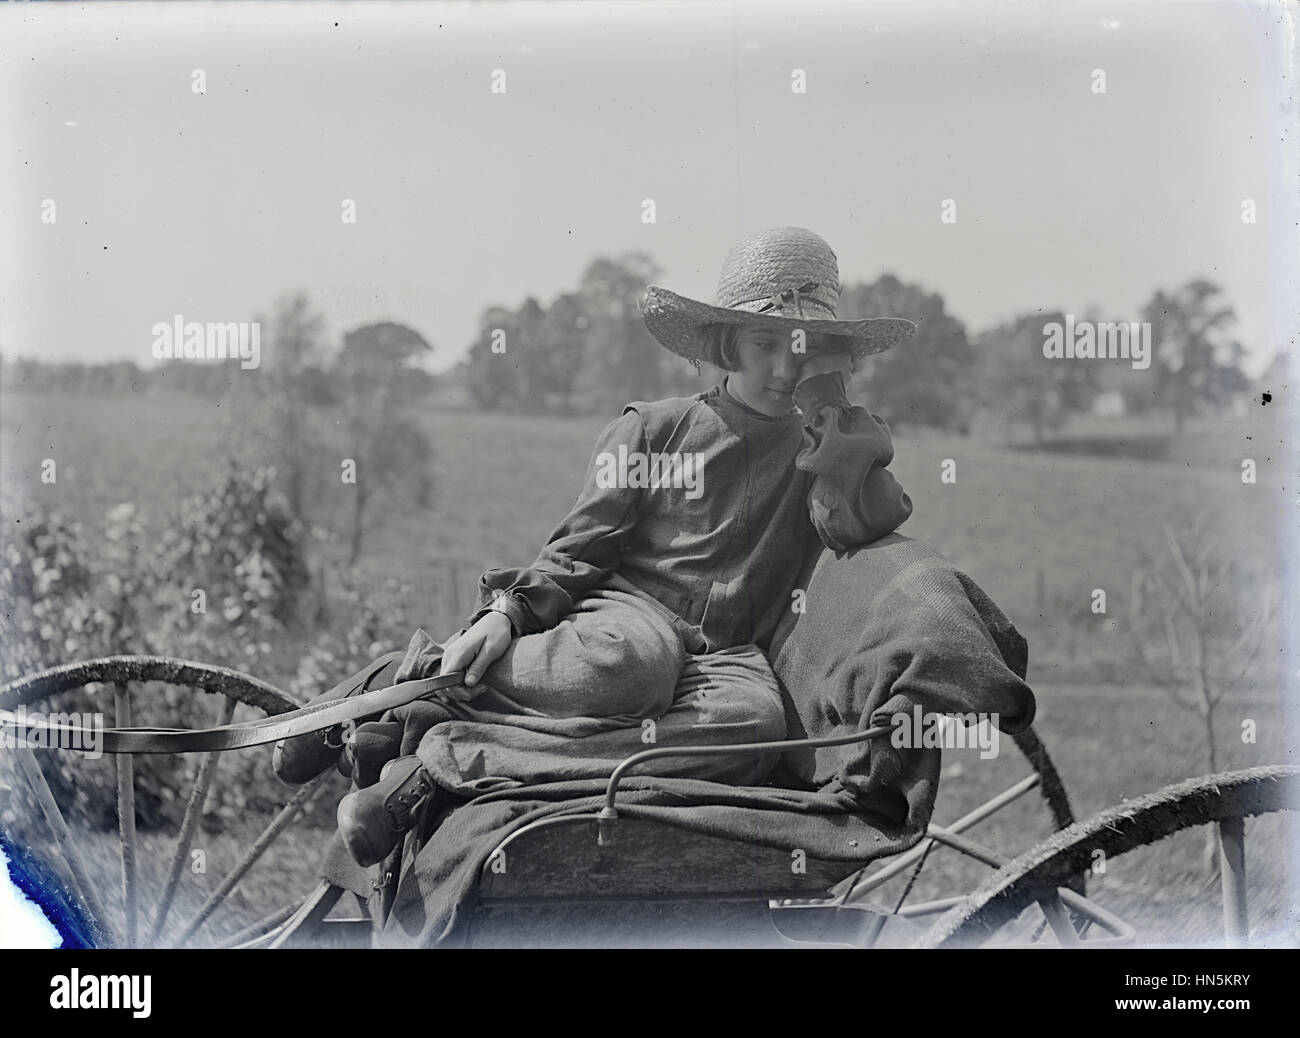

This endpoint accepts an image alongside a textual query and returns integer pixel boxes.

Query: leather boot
[272,653,402,786]
[336,755,440,867]
[337,720,404,788]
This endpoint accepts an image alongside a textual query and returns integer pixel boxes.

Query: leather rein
[0,670,467,755]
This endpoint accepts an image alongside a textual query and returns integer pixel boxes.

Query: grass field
[1,388,1294,947]
[2,390,1285,681]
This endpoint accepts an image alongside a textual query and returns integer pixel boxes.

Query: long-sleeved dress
[385,370,914,791]
[464,370,913,656]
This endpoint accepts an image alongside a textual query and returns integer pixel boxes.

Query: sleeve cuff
[793,371,852,415]
[467,593,527,637]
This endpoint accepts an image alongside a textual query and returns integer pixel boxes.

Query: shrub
[1,465,312,833]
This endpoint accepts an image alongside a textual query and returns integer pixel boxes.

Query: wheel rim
[914,765,1300,948]
[0,656,330,948]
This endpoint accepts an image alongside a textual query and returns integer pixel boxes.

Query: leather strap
[0,670,467,755]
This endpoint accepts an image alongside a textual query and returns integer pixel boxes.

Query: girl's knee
[597,624,682,716]
[686,651,787,743]
[570,605,684,718]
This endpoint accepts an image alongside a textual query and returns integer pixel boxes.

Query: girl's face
[727,326,844,416]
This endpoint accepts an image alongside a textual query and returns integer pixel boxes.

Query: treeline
[1,261,1263,440]
[0,352,439,400]
[458,252,706,414]
[462,263,1258,438]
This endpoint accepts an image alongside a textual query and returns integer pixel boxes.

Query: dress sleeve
[464,409,645,635]
[792,371,913,553]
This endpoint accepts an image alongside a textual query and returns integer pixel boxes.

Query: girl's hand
[797,348,854,385]
[437,611,513,699]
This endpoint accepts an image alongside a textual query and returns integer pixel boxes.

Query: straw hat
[639,226,915,363]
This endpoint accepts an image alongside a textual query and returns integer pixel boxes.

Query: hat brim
[639,285,916,363]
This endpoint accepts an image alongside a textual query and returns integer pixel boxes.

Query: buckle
[321,725,346,750]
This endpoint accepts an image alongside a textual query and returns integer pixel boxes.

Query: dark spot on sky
[1261,391,1272,405]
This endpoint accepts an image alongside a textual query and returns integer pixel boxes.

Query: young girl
[302,226,917,866]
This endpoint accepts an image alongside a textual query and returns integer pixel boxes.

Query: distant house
[1091,389,1126,418]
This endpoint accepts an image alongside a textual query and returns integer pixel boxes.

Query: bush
[1,466,313,833]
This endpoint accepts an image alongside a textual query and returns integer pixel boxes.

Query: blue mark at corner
[0,829,95,949]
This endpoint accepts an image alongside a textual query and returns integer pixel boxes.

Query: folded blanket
[769,532,1035,799]
[364,534,1035,947]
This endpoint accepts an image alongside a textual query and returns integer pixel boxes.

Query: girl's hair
[703,324,744,371]
[703,323,860,373]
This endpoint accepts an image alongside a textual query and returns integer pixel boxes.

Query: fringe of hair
[694,323,859,374]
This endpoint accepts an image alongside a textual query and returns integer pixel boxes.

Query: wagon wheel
[911,765,1300,948]
[0,656,332,949]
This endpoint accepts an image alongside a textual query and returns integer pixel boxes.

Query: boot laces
[387,770,435,825]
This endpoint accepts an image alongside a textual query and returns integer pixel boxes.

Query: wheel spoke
[173,775,331,945]
[268,881,346,949]
[845,772,1041,902]
[926,824,1081,946]
[113,682,138,946]
[13,748,117,947]
[212,900,304,949]
[1218,814,1248,946]
[1036,894,1082,947]
[148,693,237,946]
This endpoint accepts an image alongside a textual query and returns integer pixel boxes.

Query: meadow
[1,389,1283,680]
[0,388,1292,946]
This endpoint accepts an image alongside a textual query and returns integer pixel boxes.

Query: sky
[0,0,1295,376]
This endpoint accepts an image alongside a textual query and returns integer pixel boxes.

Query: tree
[510,297,549,412]
[0,468,311,832]
[1142,280,1251,432]
[1126,520,1274,872]
[533,292,591,411]
[974,311,1099,445]
[336,321,433,401]
[255,292,327,517]
[838,275,974,432]
[575,253,664,413]
[461,305,528,410]
[1128,521,1272,774]
[334,321,435,566]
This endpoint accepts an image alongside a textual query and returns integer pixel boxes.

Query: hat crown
[714,226,842,318]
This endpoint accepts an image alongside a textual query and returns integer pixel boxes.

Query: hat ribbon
[731,281,821,318]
